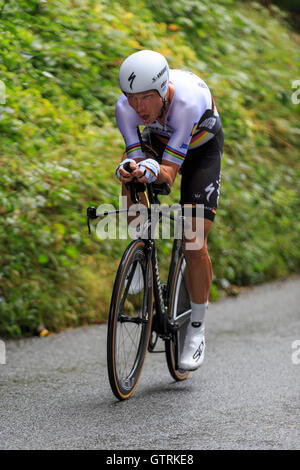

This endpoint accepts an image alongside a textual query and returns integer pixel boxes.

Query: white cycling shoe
[125,263,144,295]
[179,322,205,371]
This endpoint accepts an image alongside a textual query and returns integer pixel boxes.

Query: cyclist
[115,50,224,371]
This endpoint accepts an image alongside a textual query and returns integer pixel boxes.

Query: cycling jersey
[142,129,224,221]
[115,69,221,167]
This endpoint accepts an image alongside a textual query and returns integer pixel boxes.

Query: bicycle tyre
[107,240,153,400]
[165,252,191,381]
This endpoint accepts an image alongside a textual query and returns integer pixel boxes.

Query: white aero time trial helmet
[119,50,169,98]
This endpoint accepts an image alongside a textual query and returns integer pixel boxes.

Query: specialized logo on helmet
[152,65,168,83]
[128,72,136,90]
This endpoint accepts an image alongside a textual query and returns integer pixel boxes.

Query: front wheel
[107,240,153,400]
[165,253,191,381]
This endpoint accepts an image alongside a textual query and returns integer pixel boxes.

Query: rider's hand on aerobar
[116,158,160,184]
[115,158,137,181]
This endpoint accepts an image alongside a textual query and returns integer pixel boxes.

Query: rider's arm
[115,95,144,161]
[156,161,179,186]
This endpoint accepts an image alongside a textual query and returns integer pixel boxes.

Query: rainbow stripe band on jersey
[126,142,142,155]
[180,204,217,220]
[164,144,186,162]
[154,130,214,155]
[188,130,213,149]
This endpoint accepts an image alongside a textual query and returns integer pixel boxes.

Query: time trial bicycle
[87,169,192,400]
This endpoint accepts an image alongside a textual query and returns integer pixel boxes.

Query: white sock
[190,301,208,328]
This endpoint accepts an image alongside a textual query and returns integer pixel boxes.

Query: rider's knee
[183,238,208,258]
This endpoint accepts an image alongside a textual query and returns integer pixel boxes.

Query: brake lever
[86,206,98,234]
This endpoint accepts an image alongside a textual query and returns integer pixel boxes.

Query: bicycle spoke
[107,240,153,400]
[119,261,138,311]
[116,320,141,381]
[115,288,147,384]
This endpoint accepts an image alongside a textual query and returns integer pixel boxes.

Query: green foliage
[148,0,300,288]
[0,0,299,337]
[253,1,300,15]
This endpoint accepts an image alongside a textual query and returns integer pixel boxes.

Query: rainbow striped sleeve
[163,144,187,166]
[125,142,143,159]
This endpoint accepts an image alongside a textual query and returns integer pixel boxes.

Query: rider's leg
[183,217,213,305]
[178,216,212,370]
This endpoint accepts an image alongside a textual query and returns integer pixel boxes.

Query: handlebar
[87,161,171,234]
[123,161,147,204]
[123,161,170,205]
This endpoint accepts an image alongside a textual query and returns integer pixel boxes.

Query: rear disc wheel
[165,255,191,381]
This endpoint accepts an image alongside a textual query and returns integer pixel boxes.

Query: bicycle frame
[87,182,187,343]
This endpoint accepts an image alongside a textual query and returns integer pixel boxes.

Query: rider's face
[126,90,162,124]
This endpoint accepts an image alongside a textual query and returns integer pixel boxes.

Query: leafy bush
[0,0,299,337]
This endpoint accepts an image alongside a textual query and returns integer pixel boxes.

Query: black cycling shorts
[142,128,224,222]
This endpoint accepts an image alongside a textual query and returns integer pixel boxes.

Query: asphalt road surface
[0,276,299,450]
